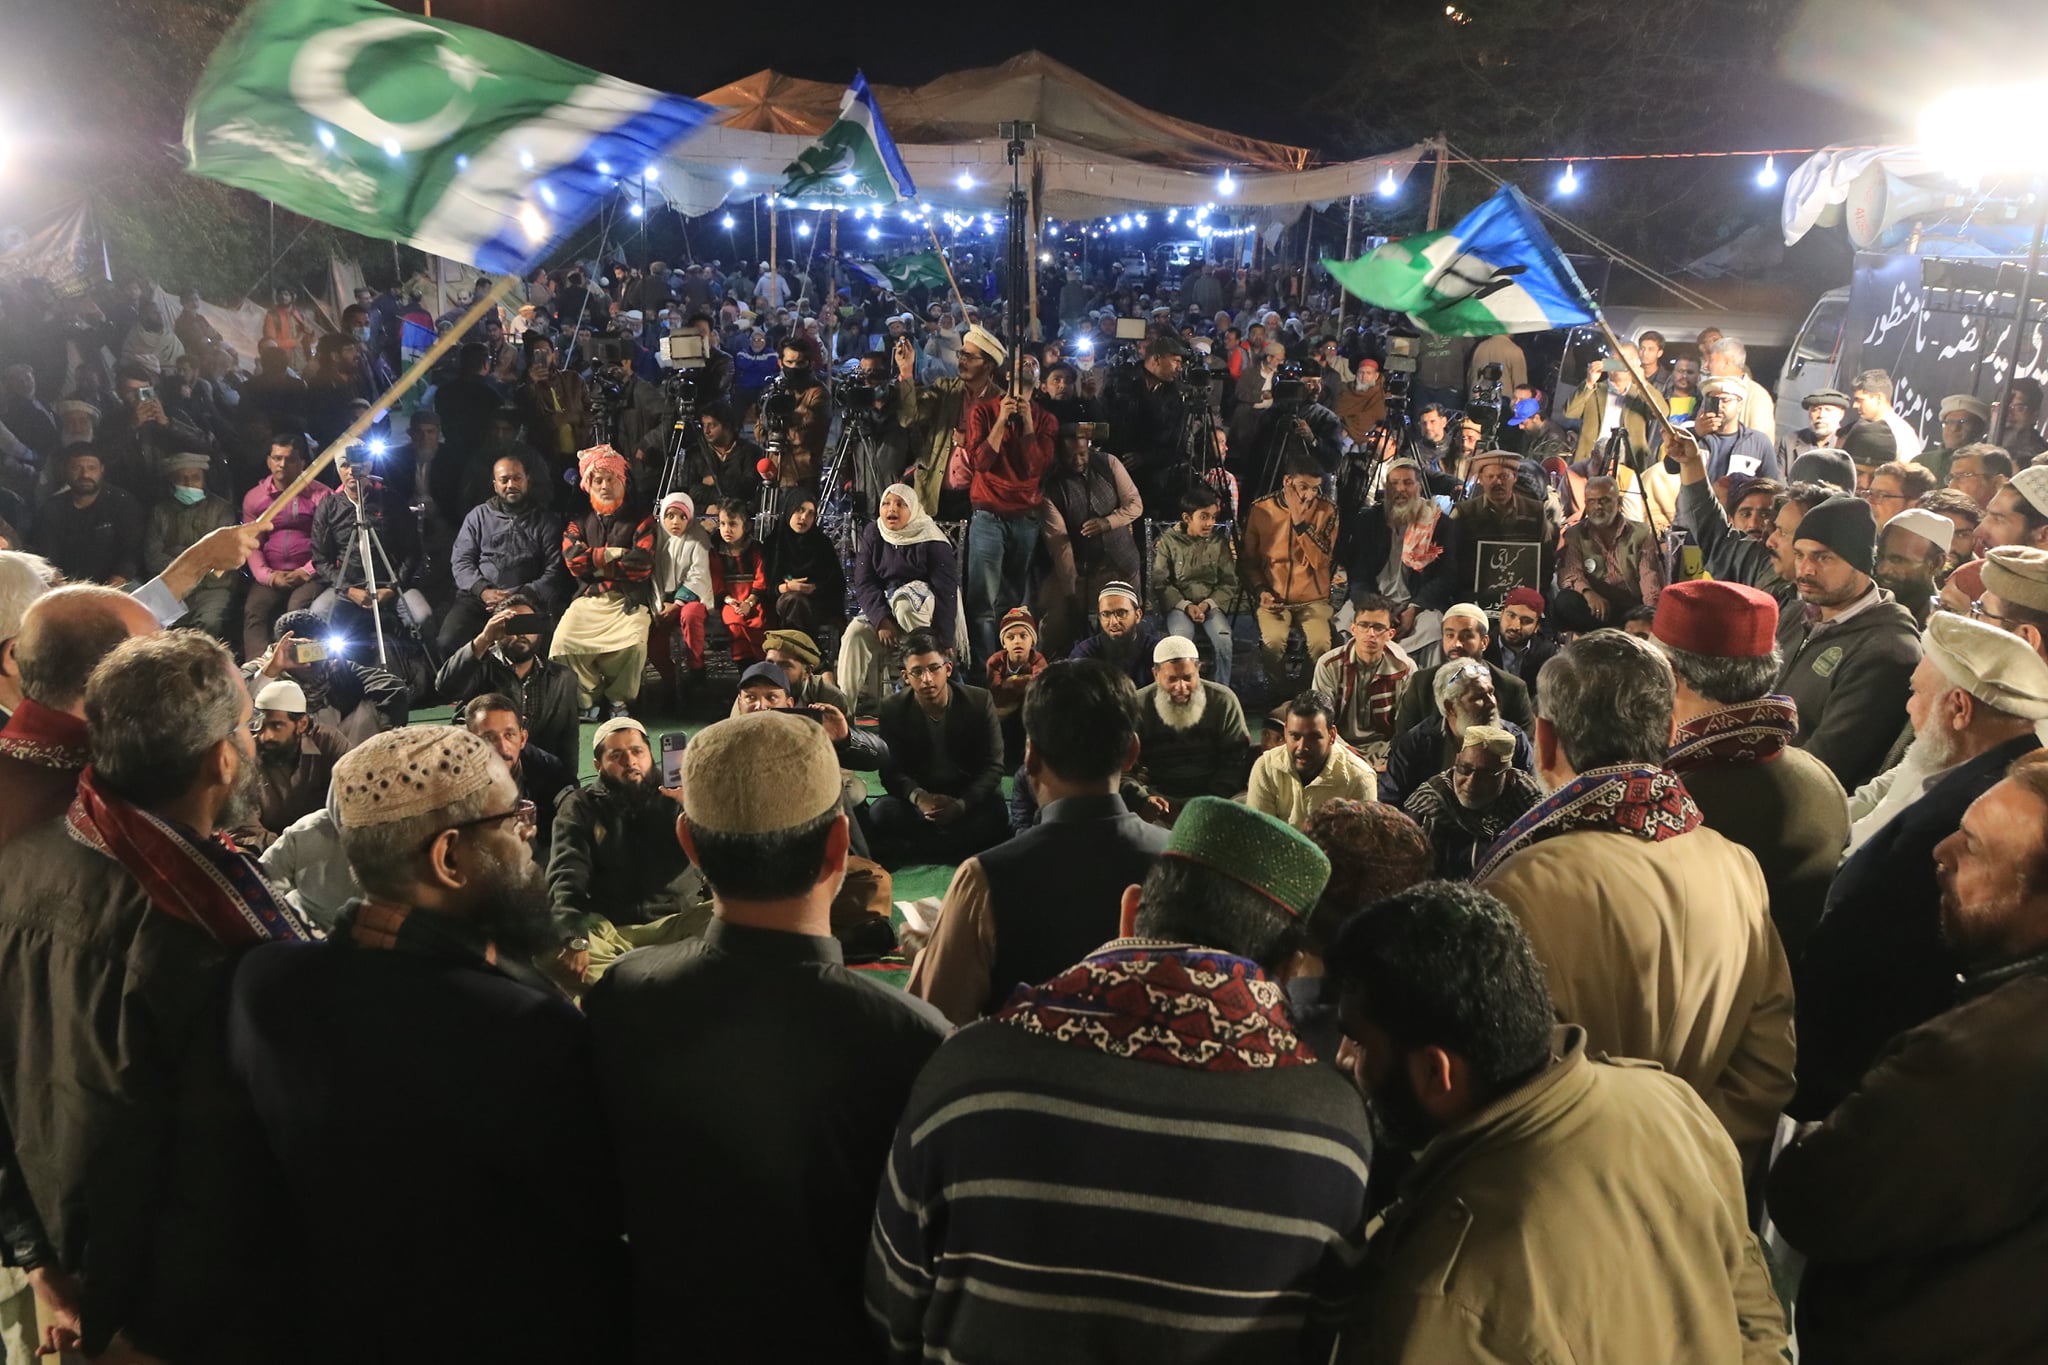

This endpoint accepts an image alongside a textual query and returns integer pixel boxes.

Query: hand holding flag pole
[251,276,516,531]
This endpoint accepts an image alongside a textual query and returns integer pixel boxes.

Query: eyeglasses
[905,662,948,680]
[1971,598,2016,625]
[1862,489,1907,503]
[1353,621,1396,636]
[434,799,537,844]
[1452,762,1506,779]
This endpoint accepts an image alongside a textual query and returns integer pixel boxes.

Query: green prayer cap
[1165,796,1331,921]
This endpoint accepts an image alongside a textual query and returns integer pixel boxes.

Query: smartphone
[283,639,327,667]
[136,385,157,405]
[659,732,687,788]
[498,618,546,636]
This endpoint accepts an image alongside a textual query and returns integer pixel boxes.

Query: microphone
[756,456,778,482]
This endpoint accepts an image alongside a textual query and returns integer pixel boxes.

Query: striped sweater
[867,942,1373,1363]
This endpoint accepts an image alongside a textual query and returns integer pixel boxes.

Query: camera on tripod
[1382,333,1420,425]
[1106,316,1150,372]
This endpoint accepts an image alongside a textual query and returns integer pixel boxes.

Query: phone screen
[659,732,687,787]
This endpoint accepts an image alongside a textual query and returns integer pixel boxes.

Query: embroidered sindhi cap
[333,725,497,829]
[682,711,842,835]
[1164,796,1331,921]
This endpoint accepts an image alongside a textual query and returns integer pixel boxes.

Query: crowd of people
[2,241,2048,1361]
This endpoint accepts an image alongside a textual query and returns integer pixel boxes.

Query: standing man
[1655,580,1847,959]
[1098,333,1200,511]
[1923,393,1992,484]
[910,661,1166,1026]
[1770,751,2048,1365]
[1850,367,1924,462]
[0,632,312,1363]
[1246,690,1379,826]
[1998,376,2046,462]
[1244,454,1339,693]
[1779,387,1851,467]
[868,798,1371,1364]
[229,726,618,1364]
[440,454,568,656]
[586,712,946,1364]
[1702,335,1777,438]
[1874,506,1955,627]
[896,324,1004,517]
[1976,464,2048,553]
[962,362,1057,664]
[1693,377,1782,486]
[1945,442,2013,513]
[0,551,54,727]
[1562,345,1660,473]
[1310,593,1416,764]
[1793,613,2048,1120]
[1479,630,1795,1165]
[1774,493,1924,793]
[1328,883,1786,1361]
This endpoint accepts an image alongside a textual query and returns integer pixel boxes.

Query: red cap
[1503,586,1545,617]
[1652,580,1779,658]
[1948,556,1986,602]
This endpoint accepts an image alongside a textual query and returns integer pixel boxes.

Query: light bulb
[1558,162,1580,195]
[1756,155,1778,189]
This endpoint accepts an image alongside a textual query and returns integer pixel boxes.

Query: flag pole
[921,217,968,311]
[252,275,517,531]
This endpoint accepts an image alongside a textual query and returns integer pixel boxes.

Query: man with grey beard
[1125,636,1252,824]
[227,725,621,1362]
[1345,458,1454,668]
[1798,612,2048,1118]
[1553,475,1665,634]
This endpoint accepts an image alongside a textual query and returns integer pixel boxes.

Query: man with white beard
[1124,637,1252,824]
[1795,611,2048,1118]
[1554,476,1666,634]
[1343,458,1454,668]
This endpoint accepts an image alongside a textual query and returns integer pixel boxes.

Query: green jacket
[897,375,997,514]
[1149,526,1240,613]
[143,493,236,582]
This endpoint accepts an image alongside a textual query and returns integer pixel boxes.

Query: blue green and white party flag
[183,0,711,272]
[1325,185,1595,335]
[779,72,917,207]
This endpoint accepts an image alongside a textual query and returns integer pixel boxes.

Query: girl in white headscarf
[650,492,714,687]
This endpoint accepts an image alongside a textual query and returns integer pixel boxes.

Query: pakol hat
[2009,465,2048,519]
[333,725,497,829]
[1924,611,2048,719]
[165,452,212,475]
[1467,449,1521,474]
[1164,796,1330,921]
[961,324,1007,365]
[1983,546,2048,614]
[1793,494,1877,576]
[1652,580,1780,658]
[682,711,843,835]
[762,629,820,668]
[1940,393,1991,424]
[1802,388,1851,411]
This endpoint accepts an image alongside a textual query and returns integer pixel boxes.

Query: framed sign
[1474,540,1543,611]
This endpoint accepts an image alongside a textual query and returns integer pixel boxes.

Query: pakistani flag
[780,72,917,206]
[880,251,951,293]
[1325,185,1595,335]
[183,0,712,273]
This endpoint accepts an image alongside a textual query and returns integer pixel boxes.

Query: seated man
[244,609,410,748]
[243,677,350,849]
[309,444,433,653]
[1125,636,1252,823]
[547,717,707,984]
[1484,586,1558,700]
[439,453,569,656]
[865,631,1009,867]
[1393,604,1536,736]
[434,593,579,769]
[462,691,572,861]
[1554,475,1665,633]
[1246,690,1378,828]
[144,451,237,642]
[1401,723,1546,880]
[1066,580,1162,688]
[1243,454,1339,694]
[1309,592,1415,766]
[1383,657,1535,809]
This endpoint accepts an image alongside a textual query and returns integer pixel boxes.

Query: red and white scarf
[1400,501,1445,573]
[1667,696,1799,773]
[1475,763,1702,883]
[67,768,313,946]
[0,698,90,772]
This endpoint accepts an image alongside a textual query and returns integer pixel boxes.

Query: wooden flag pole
[253,275,517,531]
[922,218,968,311]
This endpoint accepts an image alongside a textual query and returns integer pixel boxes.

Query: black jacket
[1484,632,1560,698]
[229,909,624,1364]
[434,644,581,773]
[1676,478,1798,612]
[877,682,1005,806]
[547,780,703,929]
[1792,733,2041,1119]
[1775,586,1923,794]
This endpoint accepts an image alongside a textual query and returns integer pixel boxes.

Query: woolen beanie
[1789,449,1857,493]
[1792,495,1877,576]
[1652,580,1780,658]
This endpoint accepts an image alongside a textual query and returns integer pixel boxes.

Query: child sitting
[1149,484,1239,686]
[651,492,714,689]
[983,605,1048,768]
[710,497,769,664]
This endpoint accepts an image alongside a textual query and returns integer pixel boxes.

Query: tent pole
[768,196,779,309]
[829,209,839,302]
[1427,134,1448,232]
[1300,207,1315,307]
[1337,195,1356,333]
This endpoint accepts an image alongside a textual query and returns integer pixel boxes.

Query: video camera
[1381,333,1420,426]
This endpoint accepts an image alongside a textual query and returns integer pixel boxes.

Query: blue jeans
[966,508,1040,664]
[1164,603,1233,687]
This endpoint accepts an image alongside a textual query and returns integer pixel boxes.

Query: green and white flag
[780,72,918,207]
[183,0,711,272]
[880,250,951,293]
[1324,185,1595,335]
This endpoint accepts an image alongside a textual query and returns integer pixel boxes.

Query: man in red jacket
[962,336,1057,668]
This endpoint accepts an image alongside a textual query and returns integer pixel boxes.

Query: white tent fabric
[1781,145,1939,246]
[652,125,1429,224]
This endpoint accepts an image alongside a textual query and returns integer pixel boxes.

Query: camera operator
[1562,346,1662,477]
[515,335,592,481]
[895,324,1006,520]
[1403,402,1458,481]
[680,400,766,507]
[310,446,433,659]
[758,339,830,488]
[1098,332,1205,513]
[1227,360,1347,509]
[1036,360,1098,428]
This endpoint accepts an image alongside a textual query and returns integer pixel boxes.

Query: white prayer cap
[1154,636,1200,665]
[254,679,307,713]
[1884,507,1957,556]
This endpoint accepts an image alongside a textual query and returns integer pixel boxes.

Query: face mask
[352,327,370,343]
[172,484,207,505]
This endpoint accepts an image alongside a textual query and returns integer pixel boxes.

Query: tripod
[819,408,891,550]
[331,492,436,672]
[655,407,708,504]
